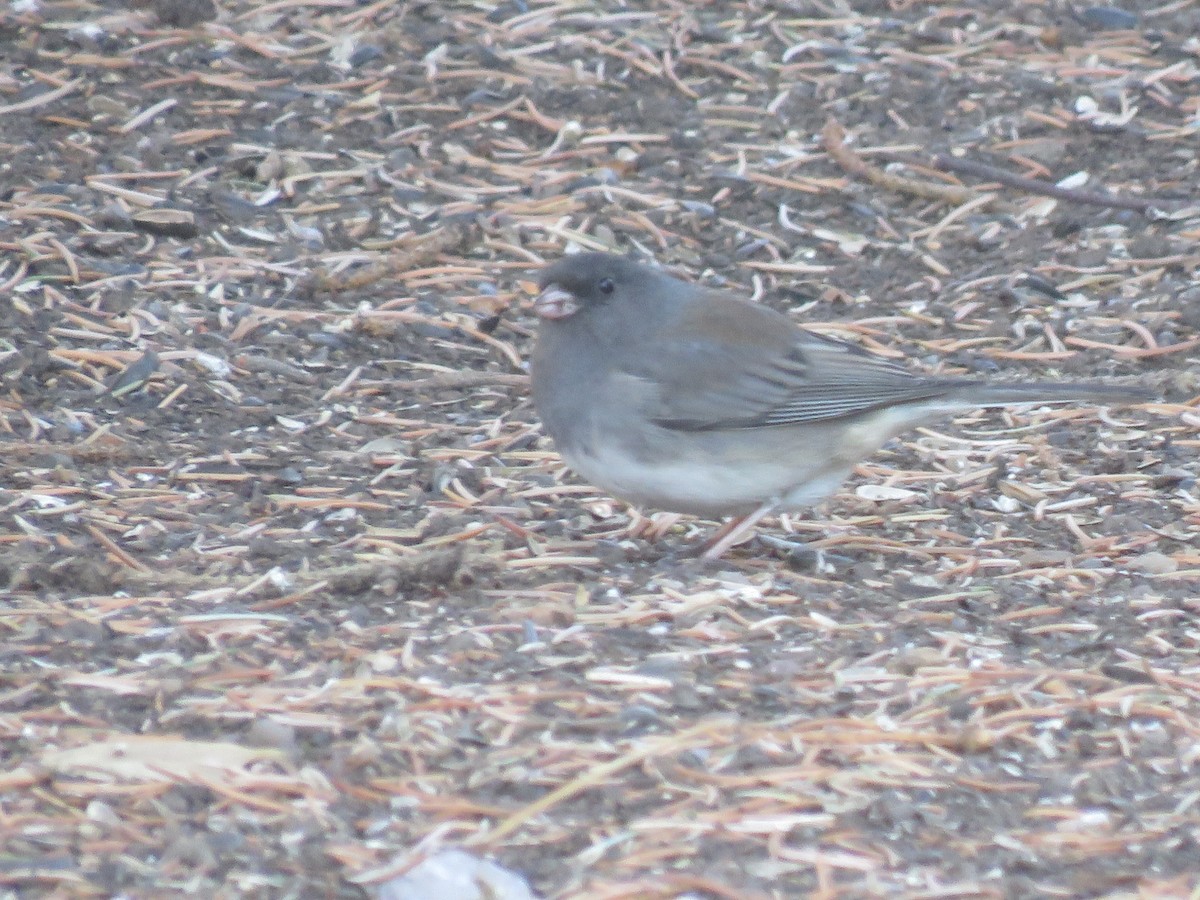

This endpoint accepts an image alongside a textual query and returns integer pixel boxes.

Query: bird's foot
[700,501,780,559]
[754,533,844,572]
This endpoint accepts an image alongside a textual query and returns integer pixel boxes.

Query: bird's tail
[952,379,1153,407]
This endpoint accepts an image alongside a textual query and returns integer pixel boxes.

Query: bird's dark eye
[597,278,615,295]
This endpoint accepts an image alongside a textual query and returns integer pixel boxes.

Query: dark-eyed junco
[531,252,1150,557]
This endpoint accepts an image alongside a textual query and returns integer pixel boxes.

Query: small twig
[0,78,83,115]
[391,371,530,392]
[930,154,1174,213]
[822,119,982,206]
[233,353,316,384]
[467,718,732,846]
[85,523,150,572]
[315,226,468,293]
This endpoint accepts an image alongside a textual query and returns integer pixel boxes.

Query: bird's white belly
[560,442,847,518]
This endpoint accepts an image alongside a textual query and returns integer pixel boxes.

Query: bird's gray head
[533,252,667,321]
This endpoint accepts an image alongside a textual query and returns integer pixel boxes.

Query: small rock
[244,717,297,752]
[349,45,384,68]
[375,850,538,900]
[1014,138,1068,167]
[1175,287,1200,329]
[887,647,944,675]
[150,0,218,27]
[1078,6,1138,30]
[87,95,132,119]
[256,150,284,182]
[95,204,133,228]
[1018,549,1073,568]
[1123,551,1177,575]
[132,208,198,239]
[855,484,918,502]
[1127,235,1171,259]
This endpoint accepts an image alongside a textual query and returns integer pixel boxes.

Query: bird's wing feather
[624,295,965,432]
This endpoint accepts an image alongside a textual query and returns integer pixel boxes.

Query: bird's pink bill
[533,285,580,320]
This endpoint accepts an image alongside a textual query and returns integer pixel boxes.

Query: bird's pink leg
[701,500,779,559]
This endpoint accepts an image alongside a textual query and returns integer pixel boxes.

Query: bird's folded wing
[628,299,961,432]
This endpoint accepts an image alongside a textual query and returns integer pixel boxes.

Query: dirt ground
[2,1,1199,897]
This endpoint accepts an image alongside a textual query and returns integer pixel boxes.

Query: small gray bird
[531,252,1149,558]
